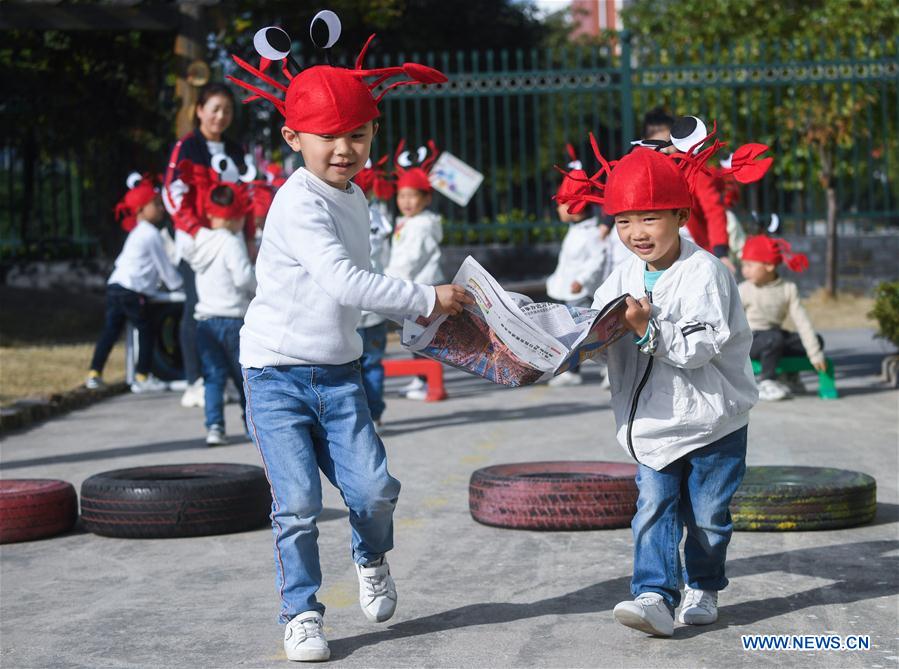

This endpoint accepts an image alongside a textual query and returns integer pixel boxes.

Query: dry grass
[794,290,876,330]
[0,343,126,407]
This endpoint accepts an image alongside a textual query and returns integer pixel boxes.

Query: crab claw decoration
[393,138,439,192]
[115,173,161,232]
[228,12,447,136]
[355,154,395,200]
[553,118,773,216]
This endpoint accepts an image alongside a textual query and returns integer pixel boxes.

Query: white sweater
[546,217,607,301]
[240,168,436,367]
[385,210,445,286]
[188,227,256,320]
[359,201,393,329]
[592,239,758,471]
[108,220,183,294]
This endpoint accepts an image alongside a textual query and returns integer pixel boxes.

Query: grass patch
[797,290,875,330]
[0,343,126,406]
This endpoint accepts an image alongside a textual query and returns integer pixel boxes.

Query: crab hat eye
[126,172,143,189]
[397,151,413,168]
[364,158,373,169]
[310,10,341,49]
[670,116,708,154]
[416,146,428,163]
[254,26,292,61]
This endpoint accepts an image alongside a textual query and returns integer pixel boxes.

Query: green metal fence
[3,33,898,256]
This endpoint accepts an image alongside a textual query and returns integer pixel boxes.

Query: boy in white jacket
[385,153,446,400]
[557,131,771,637]
[229,25,470,662]
[189,183,256,445]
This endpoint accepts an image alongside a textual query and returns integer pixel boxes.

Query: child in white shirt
[87,177,182,393]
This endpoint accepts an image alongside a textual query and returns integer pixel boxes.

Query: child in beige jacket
[739,235,825,401]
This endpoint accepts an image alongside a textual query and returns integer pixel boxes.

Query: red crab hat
[394,139,439,192]
[556,143,593,202]
[228,11,447,135]
[115,173,160,232]
[355,154,395,200]
[742,235,809,272]
[205,182,254,220]
[555,116,773,216]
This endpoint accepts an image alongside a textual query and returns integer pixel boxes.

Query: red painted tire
[469,461,638,531]
[0,479,78,544]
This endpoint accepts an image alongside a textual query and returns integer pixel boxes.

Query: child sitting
[385,141,445,400]
[87,175,183,393]
[546,148,607,387]
[187,183,257,445]
[557,125,770,637]
[229,19,470,662]
[739,235,825,401]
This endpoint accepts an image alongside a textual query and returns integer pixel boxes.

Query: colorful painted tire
[80,464,271,539]
[469,461,638,531]
[732,466,876,532]
[0,479,78,544]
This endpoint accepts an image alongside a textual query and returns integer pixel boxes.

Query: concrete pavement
[1,328,897,668]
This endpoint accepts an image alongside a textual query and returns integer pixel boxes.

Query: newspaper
[402,256,630,387]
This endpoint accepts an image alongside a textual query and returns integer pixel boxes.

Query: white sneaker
[398,377,425,395]
[284,611,330,662]
[549,370,583,387]
[180,379,205,408]
[404,388,428,401]
[678,586,718,625]
[613,593,674,637]
[85,375,105,390]
[130,375,167,394]
[355,557,397,623]
[206,424,227,446]
[758,378,789,401]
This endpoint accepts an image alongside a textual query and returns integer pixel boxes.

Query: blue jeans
[90,284,151,375]
[357,322,388,422]
[242,362,401,622]
[631,425,748,613]
[197,317,245,430]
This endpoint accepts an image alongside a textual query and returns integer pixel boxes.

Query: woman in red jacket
[163,83,256,408]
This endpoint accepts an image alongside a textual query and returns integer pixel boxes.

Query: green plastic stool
[751,357,839,399]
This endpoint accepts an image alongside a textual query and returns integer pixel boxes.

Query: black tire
[0,479,78,544]
[470,461,638,531]
[80,463,271,539]
[147,302,184,381]
[731,466,877,532]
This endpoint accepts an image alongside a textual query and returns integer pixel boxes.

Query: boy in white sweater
[87,176,182,393]
[229,23,469,662]
[188,183,257,445]
[557,129,770,637]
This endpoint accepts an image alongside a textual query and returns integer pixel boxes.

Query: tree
[621,0,899,295]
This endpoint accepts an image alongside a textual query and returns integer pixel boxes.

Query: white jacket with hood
[188,227,256,320]
[385,210,444,286]
[591,238,758,471]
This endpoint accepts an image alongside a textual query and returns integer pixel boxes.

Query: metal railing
[3,33,897,256]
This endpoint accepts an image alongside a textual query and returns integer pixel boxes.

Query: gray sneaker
[206,425,227,446]
[85,374,105,390]
[613,593,674,636]
[284,611,330,662]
